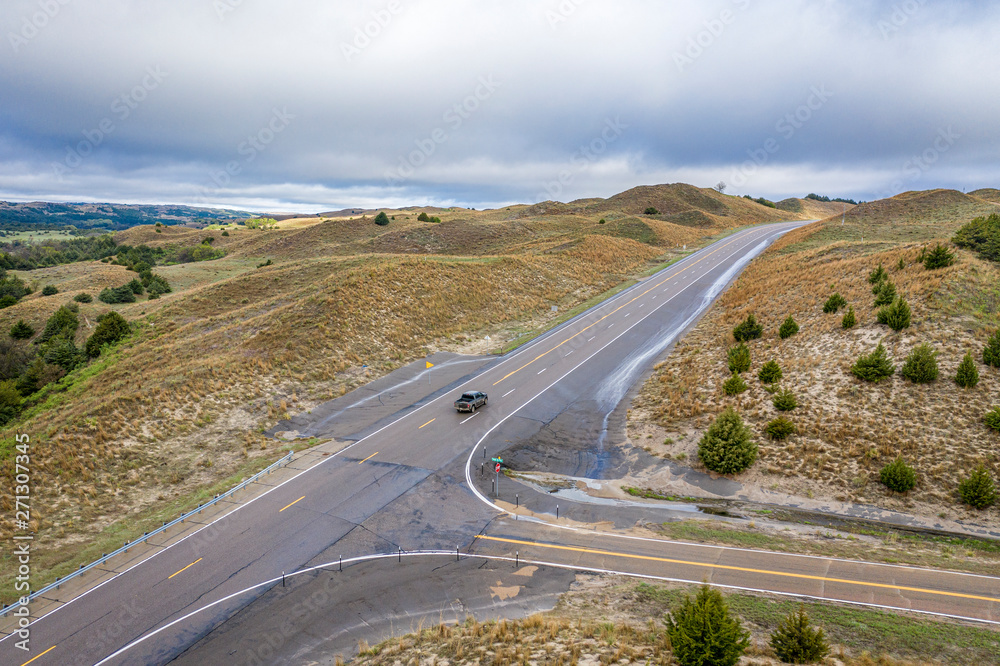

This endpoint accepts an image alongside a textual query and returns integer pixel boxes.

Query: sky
[1,0,999,213]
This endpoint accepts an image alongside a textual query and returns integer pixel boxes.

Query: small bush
[374,211,390,226]
[772,388,798,412]
[727,343,751,373]
[900,343,938,383]
[666,584,749,666]
[41,285,58,296]
[758,360,782,384]
[733,313,763,342]
[221,230,230,236]
[598,218,606,224]
[923,243,955,269]
[203,236,215,245]
[722,372,748,396]
[868,263,888,284]
[897,257,906,270]
[778,315,799,339]
[698,407,758,475]
[873,280,897,306]
[417,212,430,222]
[822,293,846,313]
[876,297,911,331]
[9,320,34,340]
[257,259,273,269]
[155,228,162,233]
[983,329,1000,368]
[74,293,93,303]
[0,295,17,308]
[984,407,1000,432]
[39,305,78,343]
[959,465,997,510]
[841,306,856,329]
[851,342,895,382]
[765,417,796,440]
[98,284,137,304]
[955,351,980,388]
[880,457,916,493]
[127,278,145,295]
[770,606,830,664]
[644,207,659,215]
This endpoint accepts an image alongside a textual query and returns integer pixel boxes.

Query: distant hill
[970,188,1000,204]
[776,197,855,219]
[0,201,251,231]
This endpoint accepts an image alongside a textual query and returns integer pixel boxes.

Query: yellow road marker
[358,452,379,465]
[426,361,434,369]
[279,495,306,512]
[476,535,1000,604]
[419,418,436,429]
[168,558,203,580]
[20,645,57,666]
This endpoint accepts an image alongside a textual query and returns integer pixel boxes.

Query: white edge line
[461,414,478,424]
[95,550,1000,663]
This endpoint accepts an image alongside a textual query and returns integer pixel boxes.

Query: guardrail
[2,450,295,615]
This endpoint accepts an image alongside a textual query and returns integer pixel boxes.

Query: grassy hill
[631,189,1000,526]
[0,185,798,596]
[0,201,250,231]
[776,197,854,219]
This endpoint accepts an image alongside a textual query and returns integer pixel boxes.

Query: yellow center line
[358,452,379,465]
[476,535,1000,604]
[419,418,436,429]
[168,558,203,580]
[491,229,760,386]
[20,645,57,666]
[279,495,306,511]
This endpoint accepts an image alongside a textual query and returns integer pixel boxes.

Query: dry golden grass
[638,235,1000,521]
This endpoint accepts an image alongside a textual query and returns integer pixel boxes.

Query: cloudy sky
[1,1,998,213]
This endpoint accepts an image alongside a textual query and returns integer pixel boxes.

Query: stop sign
[495,462,501,473]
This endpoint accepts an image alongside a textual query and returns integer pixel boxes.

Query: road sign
[491,457,503,463]
[426,361,434,369]
[494,462,501,473]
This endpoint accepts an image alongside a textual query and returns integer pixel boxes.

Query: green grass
[633,582,1000,663]
[623,486,694,502]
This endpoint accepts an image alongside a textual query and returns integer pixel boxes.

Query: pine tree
[983,329,1000,368]
[868,263,888,284]
[779,315,800,339]
[733,314,763,342]
[765,417,796,440]
[841,306,856,329]
[923,243,955,269]
[666,584,750,666]
[955,352,980,388]
[851,342,895,382]
[9,320,34,340]
[959,465,997,509]
[873,279,897,306]
[769,606,830,664]
[722,372,748,396]
[772,388,798,412]
[900,343,938,383]
[727,344,751,373]
[876,297,911,331]
[823,293,847,314]
[758,360,782,384]
[984,407,1000,432]
[698,407,758,475]
[880,457,916,493]
[374,211,391,226]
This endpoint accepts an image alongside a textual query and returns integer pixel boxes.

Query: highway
[3,219,998,665]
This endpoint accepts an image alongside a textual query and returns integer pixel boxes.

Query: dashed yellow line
[476,535,1000,604]
[20,645,57,666]
[358,452,379,465]
[491,229,764,386]
[279,495,306,512]
[168,558,203,580]
[419,418,436,429]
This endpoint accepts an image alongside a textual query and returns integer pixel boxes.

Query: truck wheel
[484,398,488,405]
[471,404,476,412]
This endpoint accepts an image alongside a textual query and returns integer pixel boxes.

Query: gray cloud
[2,0,999,212]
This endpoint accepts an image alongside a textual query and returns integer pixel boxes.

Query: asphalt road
[4,220,998,666]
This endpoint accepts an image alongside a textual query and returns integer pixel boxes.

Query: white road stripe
[461,414,478,424]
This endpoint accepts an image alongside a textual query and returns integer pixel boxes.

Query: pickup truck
[454,391,488,413]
